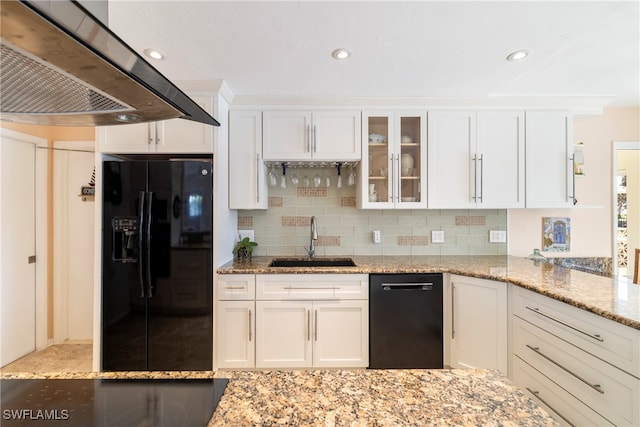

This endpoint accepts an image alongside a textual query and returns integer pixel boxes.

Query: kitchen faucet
[305,216,318,257]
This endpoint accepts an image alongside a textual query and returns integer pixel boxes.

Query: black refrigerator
[102,156,213,371]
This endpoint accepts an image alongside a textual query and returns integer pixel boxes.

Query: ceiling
[107,1,640,107]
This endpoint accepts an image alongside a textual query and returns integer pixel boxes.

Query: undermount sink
[269,257,356,268]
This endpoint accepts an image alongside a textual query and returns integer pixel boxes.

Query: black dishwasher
[369,273,443,369]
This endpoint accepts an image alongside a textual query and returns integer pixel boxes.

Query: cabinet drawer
[512,286,639,377]
[218,274,256,300]
[513,316,639,426]
[512,355,613,426]
[256,274,368,300]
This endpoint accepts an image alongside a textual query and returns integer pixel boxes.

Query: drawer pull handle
[525,345,604,394]
[225,286,246,290]
[284,286,340,291]
[525,306,604,342]
[525,388,575,427]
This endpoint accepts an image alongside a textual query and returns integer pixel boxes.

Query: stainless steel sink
[269,257,356,268]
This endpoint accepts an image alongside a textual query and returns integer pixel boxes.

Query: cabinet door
[217,301,255,368]
[395,111,427,208]
[262,111,312,160]
[229,110,267,209]
[525,111,573,208]
[449,276,507,374]
[97,123,153,153]
[157,95,213,153]
[427,111,476,208]
[312,300,368,368]
[476,111,524,208]
[359,111,395,209]
[312,111,361,160]
[255,300,312,368]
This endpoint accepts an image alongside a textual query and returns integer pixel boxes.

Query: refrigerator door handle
[145,192,154,298]
[137,191,146,298]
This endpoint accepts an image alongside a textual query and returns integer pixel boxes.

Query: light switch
[373,230,381,244]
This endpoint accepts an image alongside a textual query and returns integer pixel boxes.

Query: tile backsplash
[238,168,507,257]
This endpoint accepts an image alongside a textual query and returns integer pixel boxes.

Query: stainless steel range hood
[0,0,220,127]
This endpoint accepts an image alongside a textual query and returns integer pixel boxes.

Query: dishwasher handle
[382,283,433,291]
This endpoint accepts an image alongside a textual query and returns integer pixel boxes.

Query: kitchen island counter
[0,369,557,426]
[217,255,640,330]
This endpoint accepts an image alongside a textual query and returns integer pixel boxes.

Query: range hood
[0,0,220,127]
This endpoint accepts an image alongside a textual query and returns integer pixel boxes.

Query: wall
[238,166,507,257]
[509,107,640,257]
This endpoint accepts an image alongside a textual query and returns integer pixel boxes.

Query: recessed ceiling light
[143,49,165,60]
[331,48,350,60]
[506,49,529,62]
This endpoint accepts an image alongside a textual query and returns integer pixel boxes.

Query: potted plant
[232,237,258,261]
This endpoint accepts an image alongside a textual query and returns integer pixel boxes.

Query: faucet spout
[306,216,318,257]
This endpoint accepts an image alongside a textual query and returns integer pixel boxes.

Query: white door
[262,111,312,160]
[313,300,368,368]
[449,276,507,374]
[525,111,573,208]
[427,111,476,208]
[476,111,525,208]
[312,111,361,160]
[0,136,36,366]
[158,96,213,153]
[217,301,255,368]
[255,300,312,368]
[96,123,152,153]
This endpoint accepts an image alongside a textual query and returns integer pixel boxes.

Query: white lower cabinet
[216,274,368,369]
[217,300,255,369]
[216,275,256,369]
[447,275,508,374]
[255,299,368,368]
[511,286,640,427]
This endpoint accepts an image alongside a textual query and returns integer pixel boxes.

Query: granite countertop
[0,370,557,426]
[217,255,640,330]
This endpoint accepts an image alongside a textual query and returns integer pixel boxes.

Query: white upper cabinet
[427,110,524,209]
[359,111,427,209]
[525,111,574,208]
[262,110,361,161]
[229,110,267,210]
[97,95,213,153]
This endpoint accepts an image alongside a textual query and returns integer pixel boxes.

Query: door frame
[611,141,640,276]
[52,140,95,344]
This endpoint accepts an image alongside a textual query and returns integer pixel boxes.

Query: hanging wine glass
[347,165,356,186]
[268,165,277,186]
[336,163,343,188]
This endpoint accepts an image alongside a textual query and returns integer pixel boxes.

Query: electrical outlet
[432,230,445,243]
[238,230,255,241]
[373,230,381,244]
[489,230,507,243]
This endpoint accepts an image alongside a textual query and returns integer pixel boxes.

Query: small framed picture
[542,217,571,252]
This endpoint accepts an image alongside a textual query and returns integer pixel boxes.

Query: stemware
[268,166,277,186]
[290,170,299,186]
[347,166,356,186]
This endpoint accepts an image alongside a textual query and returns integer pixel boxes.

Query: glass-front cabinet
[358,111,427,209]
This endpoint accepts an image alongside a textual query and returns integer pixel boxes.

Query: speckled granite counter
[0,370,556,426]
[217,255,640,330]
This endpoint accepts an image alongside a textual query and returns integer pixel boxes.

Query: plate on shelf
[401,197,417,202]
